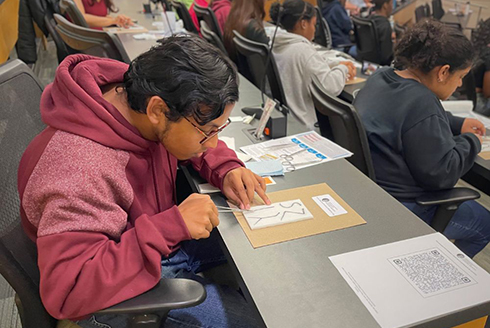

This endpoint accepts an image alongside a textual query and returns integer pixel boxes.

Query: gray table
[114,2,490,326]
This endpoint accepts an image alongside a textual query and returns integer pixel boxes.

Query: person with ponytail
[269,0,356,129]
[73,0,133,29]
[354,20,490,258]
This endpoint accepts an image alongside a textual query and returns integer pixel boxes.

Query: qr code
[389,248,474,297]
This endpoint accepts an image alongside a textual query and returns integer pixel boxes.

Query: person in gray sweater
[270,0,356,129]
[355,20,490,258]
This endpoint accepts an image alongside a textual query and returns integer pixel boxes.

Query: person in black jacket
[16,0,59,64]
[354,20,490,258]
[369,0,393,65]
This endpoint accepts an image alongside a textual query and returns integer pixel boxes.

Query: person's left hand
[222,167,271,210]
[115,14,134,28]
[461,118,486,136]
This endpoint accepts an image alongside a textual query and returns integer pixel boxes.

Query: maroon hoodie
[17,55,243,320]
[211,0,231,34]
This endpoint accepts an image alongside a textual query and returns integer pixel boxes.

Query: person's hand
[222,167,271,210]
[115,14,133,28]
[339,61,357,81]
[178,194,219,239]
[461,118,486,138]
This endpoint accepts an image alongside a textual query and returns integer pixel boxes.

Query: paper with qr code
[329,233,490,328]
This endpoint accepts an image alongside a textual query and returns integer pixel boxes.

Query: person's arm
[402,112,481,191]
[483,71,490,99]
[187,139,244,190]
[308,51,349,96]
[73,0,132,28]
[336,6,353,34]
[376,18,394,65]
[22,149,192,319]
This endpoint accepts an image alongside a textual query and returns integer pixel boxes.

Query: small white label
[312,194,347,217]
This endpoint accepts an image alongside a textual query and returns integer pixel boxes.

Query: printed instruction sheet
[240,131,352,172]
[329,233,490,328]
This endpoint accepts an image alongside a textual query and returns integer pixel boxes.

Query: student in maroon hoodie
[18,36,269,328]
[210,0,232,34]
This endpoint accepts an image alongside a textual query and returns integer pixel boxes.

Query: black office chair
[194,3,223,40]
[59,0,89,28]
[313,6,332,49]
[394,23,407,42]
[200,21,227,55]
[425,3,432,18]
[310,75,480,233]
[432,0,445,20]
[0,59,206,328]
[232,30,288,107]
[415,5,428,23]
[54,14,131,64]
[310,75,376,180]
[171,0,198,34]
[351,16,381,64]
[44,7,76,63]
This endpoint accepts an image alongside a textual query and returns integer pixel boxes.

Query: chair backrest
[432,0,444,19]
[394,23,407,41]
[351,16,381,64]
[200,21,227,55]
[415,5,427,22]
[425,3,431,18]
[0,60,55,328]
[310,75,376,180]
[313,6,332,49]
[59,0,89,28]
[232,30,288,107]
[194,3,223,40]
[54,14,131,63]
[44,7,75,63]
[171,0,198,33]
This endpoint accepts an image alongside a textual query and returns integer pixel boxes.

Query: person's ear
[437,65,451,83]
[301,19,308,29]
[146,96,168,125]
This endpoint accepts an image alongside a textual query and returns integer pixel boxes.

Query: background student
[270,0,356,130]
[322,0,354,53]
[472,18,490,116]
[354,20,490,258]
[210,0,232,34]
[73,0,133,29]
[369,0,394,65]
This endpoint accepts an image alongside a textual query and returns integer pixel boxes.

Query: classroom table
[114,2,490,326]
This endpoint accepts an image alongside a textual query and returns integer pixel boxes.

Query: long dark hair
[394,20,475,73]
[473,18,490,56]
[223,0,265,58]
[87,0,118,13]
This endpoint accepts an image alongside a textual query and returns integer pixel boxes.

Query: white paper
[312,194,347,217]
[329,233,490,328]
[240,131,352,172]
[481,136,490,152]
[241,199,313,230]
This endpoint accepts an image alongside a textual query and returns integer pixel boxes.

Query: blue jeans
[402,200,490,258]
[77,231,261,328]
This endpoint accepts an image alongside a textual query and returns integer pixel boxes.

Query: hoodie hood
[273,30,311,50]
[210,0,231,11]
[41,54,152,153]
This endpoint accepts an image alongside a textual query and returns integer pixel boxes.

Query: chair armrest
[337,42,355,49]
[96,278,206,315]
[415,187,480,207]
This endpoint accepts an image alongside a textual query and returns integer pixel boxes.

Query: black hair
[270,0,315,32]
[394,20,475,73]
[371,0,390,11]
[123,36,239,126]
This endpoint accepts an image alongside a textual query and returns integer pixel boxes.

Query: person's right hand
[115,14,133,28]
[178,193,219,240]
[339,61,357,81]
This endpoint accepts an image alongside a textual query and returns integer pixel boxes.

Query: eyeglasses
[183,116,231,144]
